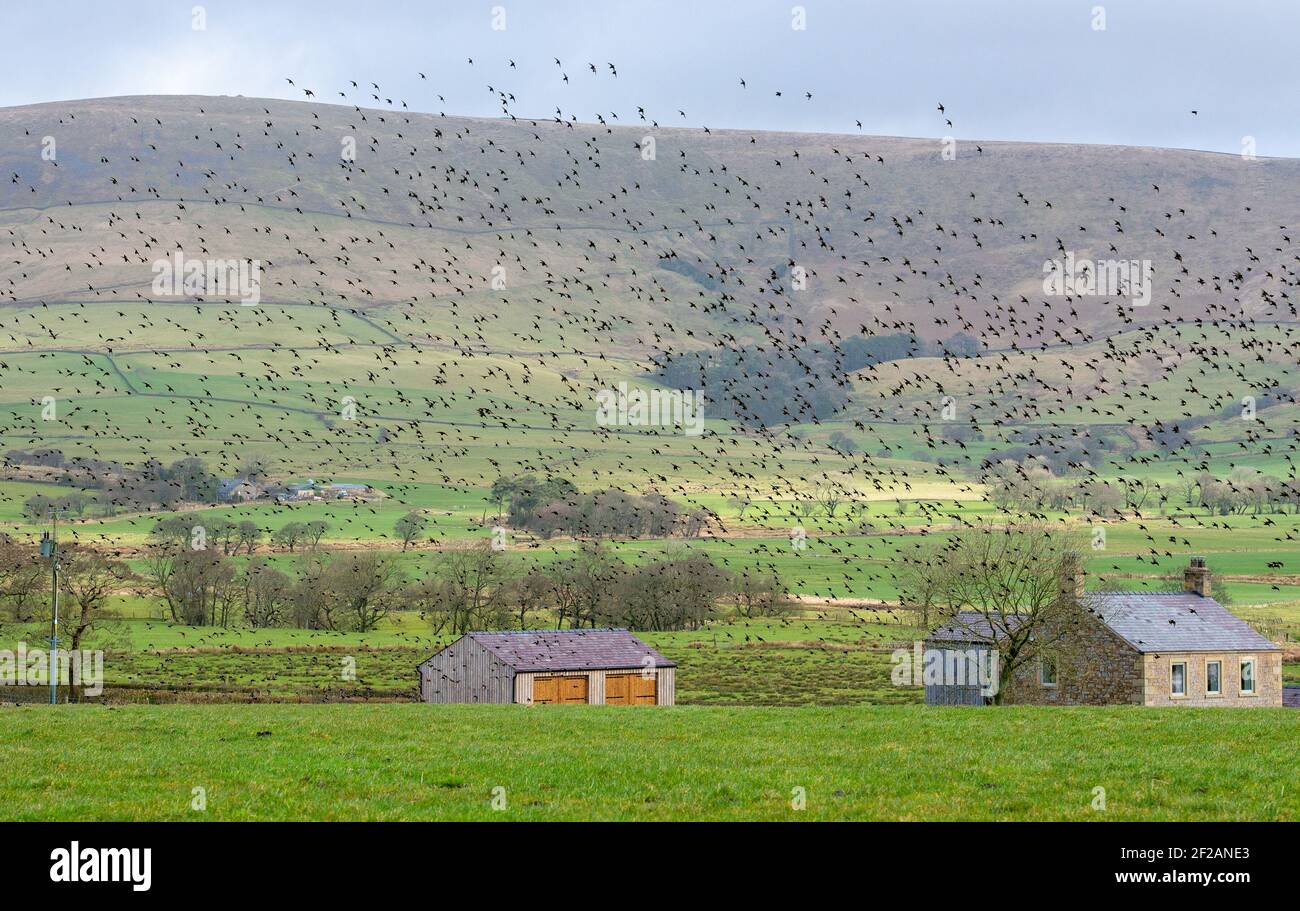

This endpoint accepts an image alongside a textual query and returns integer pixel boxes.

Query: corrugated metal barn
[418,628,676,705]
[923,612,1015,705]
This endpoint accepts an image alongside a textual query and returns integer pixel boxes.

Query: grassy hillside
[4,95,1296,344]
[1,703,1295,821]
[1,95,1298,494]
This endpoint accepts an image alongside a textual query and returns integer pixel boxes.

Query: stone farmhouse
[925,557,1282,707]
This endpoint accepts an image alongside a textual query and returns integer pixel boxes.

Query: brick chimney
[1059,551,1085,602]
[1184,557,1212,597]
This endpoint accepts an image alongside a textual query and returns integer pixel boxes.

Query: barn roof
[458,628,675,672]
[926,594,1278,654]
[927,611,1026,644]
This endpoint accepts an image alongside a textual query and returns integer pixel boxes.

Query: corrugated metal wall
[923,644,991,706]
[418,637,515,703]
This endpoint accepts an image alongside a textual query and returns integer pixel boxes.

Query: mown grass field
[0,703,1295,821]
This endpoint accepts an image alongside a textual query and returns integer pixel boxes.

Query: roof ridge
[468,627,629,636]
[1102,590,1196,596]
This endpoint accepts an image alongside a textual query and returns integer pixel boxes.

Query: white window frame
[1239,656,1257,696]
[1039,654,1058,687]
[1170,661,1187,698]
[1205,659,1222,697]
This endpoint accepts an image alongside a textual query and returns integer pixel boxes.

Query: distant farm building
[275,480,380,502]
[217,478,261,502]
[283,480,319,500]
[418,629,676,705]
[925,558,1282,707]
[322,482,374,499]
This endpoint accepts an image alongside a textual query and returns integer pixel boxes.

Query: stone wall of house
[1000,613,1144,706]
[1142,651,1282,707]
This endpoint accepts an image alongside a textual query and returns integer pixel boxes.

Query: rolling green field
[0,703,1295,821]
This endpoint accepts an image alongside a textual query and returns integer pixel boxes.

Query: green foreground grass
[1,703,1295,821]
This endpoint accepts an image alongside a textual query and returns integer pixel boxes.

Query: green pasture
[0,703,1295,820]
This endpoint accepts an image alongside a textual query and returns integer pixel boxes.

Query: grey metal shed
[923,611,1022,706]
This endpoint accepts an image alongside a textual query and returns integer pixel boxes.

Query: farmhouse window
[1206,661,1221,696]
[1240,658,1256,695]
[1171,662,1186,696]
[1039,655,1057,686]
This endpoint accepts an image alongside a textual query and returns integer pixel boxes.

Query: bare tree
[421,543,513,635]
[394,511,428,551]
[239,558,292,627]
[732,571,791,618]
[547,543,622,628]
[815,483,844,519]
[728,495,752,521]
[0,534,45,622]
[271,522,305,552]
[57,546,129,653]
[894,539,955,630]
[506,570,554,630]
[324,552,402,632]
[303,521,330,549]
[920,523,1090,704]
[148,546,239,626]
[236,520,262,555]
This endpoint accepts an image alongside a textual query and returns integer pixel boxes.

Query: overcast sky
[7,0,1299,157]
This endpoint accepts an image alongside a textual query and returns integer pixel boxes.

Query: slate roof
[460,628,675,672]
[217,478,260,500]
[1088,592,1278,653]
[927,611,1026,644]
[926,594,1278,654]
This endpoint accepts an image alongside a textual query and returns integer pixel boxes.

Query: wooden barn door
[606,674,629,704]
[560,676,589,704]
[532,676,560,704]
[630,674,656,704]
[606,673,656,705]
[532,675,588,705]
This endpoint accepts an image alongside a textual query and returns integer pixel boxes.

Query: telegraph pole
[40,510,59,705]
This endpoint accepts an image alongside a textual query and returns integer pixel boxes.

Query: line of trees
[647,332,977,429]
[139,527,790,634]
[142,541,401,632]
[489,475,711,540]
[6,448,273,514]
[410,543,788,636]
[150,515,329,555]
[982,458,1300,517]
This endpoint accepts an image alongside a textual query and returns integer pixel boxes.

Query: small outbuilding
[418,628,676,705]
